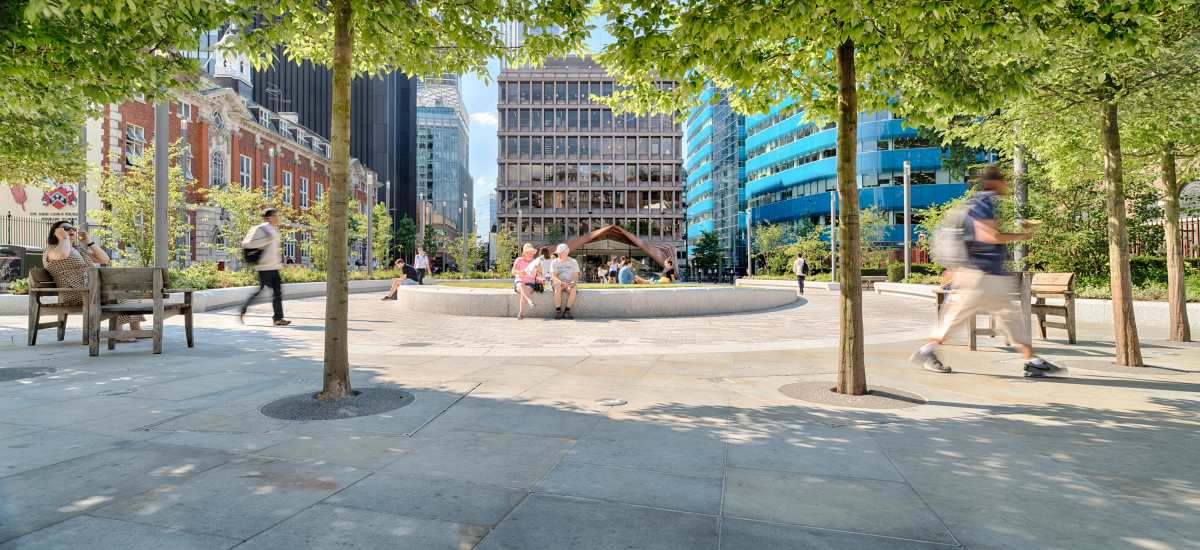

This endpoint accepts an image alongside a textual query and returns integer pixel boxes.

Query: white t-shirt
[526,257,555,283]
[414,254,429,269]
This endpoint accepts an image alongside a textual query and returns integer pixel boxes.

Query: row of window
[500,136,683,161]
[745,170,939,208]
[498,216,684,241]
[746,122,834,160]
[500,163,685,187]
[234,154,324,207]
[498,80,675,106]
[689,212,713,225]
[747,104,803,136]
[747,147,838,182]
[499,189,682,211]
[499,108,678,134]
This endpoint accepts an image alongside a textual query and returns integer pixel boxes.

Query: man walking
[414,248,430,283]
[240,208,291,326]
[910,165,1056,378]
[551,243,580,319]
[792,253,808,296]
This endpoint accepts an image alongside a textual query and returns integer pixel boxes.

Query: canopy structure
[563,224,675,268]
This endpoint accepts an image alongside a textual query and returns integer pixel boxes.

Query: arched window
[211,152,225,188]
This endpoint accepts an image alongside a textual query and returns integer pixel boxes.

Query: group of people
[597,255,677,285]
[512,243,581,320]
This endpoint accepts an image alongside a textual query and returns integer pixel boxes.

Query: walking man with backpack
[792,253,808,296]
[911,165,1056,378]
[239,208,291,326]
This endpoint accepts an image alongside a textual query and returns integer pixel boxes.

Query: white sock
[919,343,938,354]
[1027,357,1045,365]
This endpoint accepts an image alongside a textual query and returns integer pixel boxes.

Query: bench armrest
[29,287,88,294]
[162,288,197,294]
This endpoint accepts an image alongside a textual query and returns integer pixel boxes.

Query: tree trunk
[1012,143,1027,270]
[1099,100,1143,366]
[1161,142,1191,342]
[317,0,354,400]
[834,39,866,395]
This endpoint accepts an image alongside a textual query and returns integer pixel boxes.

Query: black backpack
[242,226,265,265]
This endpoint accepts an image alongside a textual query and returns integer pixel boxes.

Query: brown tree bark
[834,39,866,395]
[317,0,354,400]
[1099,100,1143,366]
[1161,142,1191,342]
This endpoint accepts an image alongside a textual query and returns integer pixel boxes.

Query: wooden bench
[26,268,90,346]
[87,267,195,356]
[1030,272,1076,344]
[934,273,1032,351]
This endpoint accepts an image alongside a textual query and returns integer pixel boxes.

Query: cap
[555,243,569,255]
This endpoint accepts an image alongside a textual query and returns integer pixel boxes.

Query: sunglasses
[61,227,77,233]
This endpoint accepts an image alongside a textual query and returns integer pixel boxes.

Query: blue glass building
[684,87,746,269]
[745,98,970,244]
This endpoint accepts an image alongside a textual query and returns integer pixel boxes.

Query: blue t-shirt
[964,191,1006,274]
[618,265,635,284]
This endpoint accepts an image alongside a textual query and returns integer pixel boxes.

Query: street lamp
[903,160,912,281]
[461,192,468,272]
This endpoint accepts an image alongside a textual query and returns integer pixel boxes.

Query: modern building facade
[745,98,970,244]
[416,74,473,244]
[495,55,685,267]
[684,86,746,270]
[249,47,419,235]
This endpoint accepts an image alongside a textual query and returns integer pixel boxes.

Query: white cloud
[474,176,496,196]
[469,112,498,126]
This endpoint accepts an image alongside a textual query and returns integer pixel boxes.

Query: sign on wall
[1,183,99,221]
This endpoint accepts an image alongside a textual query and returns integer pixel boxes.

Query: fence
[2,213,77,248]
[1130,217,1200,259]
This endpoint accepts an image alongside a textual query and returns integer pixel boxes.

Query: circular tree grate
[779,382,926,410]
[260,387,414,421]
[0,367,58,383]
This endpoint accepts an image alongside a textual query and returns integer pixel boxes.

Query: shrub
[887,262,904,282]
[9,276,29,295]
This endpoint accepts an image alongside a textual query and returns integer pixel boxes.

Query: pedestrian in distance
[607,255,620,284]
[511,243,539,320]
[911,165,1057,378]
[239,208,291,326]
[414,248,430,284]
[792,253,808,296]
[550,243,580,319]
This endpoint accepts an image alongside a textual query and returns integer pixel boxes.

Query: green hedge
[887,263,944,282]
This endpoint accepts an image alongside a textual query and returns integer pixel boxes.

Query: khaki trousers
[932,269,1029,348]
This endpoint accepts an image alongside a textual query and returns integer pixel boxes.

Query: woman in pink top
[511,243,538,319]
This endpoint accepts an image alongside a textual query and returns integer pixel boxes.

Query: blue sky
[468,22,614,236]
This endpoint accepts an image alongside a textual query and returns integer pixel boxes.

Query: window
[124,124,145,166]
[211,152,225,188]
[531,82,542,103]
[262,163,272,196]
[556,82,566,104]
[282,171,293,204]
[240,155,251,189]
[300,176,309,207]
[520,82,530,103]
[316,182,324,202]
[568,82,578,103]
[177,102,192,120]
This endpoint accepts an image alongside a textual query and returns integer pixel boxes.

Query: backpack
[241,225,266,265]
[930,196,978,269]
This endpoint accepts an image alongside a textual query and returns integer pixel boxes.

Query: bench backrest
[1031,272,1074,295]
[29,268,55,289]
[88,267,166,302]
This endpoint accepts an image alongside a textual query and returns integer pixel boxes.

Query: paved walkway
[0,290,1197,549]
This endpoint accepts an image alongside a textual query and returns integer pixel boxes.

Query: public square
[0,290,1196,549]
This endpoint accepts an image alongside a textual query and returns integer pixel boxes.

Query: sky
[467,22,615,237]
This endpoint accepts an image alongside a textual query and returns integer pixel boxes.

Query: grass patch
[435,281,707,290]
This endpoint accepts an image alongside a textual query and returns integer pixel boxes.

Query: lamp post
[153,100,169,268]
[903,160,911,280]
[745,208,753,276]
[461,192,468,272]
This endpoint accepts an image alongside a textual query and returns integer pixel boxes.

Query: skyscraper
[250,53,419,235]
[416,74,473,241]
[495,55,685,268]
[684,86,746,271]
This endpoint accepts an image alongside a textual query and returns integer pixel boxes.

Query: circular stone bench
[392,284,799,319]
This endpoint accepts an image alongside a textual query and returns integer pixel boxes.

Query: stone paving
[0,289,1197,549]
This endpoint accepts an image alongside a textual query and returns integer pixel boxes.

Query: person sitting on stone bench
[381,258,422,300]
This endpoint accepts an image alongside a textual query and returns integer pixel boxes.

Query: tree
[92,141,192,267]
[494,228,517,273]
[371,202,393,268]
[448,234,482,274]
[596,0,1047,394]
[691,231,722,271]
[422,225,443,262]
[392,215,417,260]
[207,182,292,266]
[298,194,365,271]
[9,1,234,185]
[750,223,786,275]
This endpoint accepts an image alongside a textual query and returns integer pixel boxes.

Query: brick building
[99,79,377,266]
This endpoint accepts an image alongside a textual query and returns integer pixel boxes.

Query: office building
[495,55,685,269]
[684,86,746,270]
[416,74,473,242]
[745,99,970,243]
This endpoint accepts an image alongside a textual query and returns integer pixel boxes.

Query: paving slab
[0,442,232,542]
[467,400,605,439]
[0,429,118,479]
[725,425,903,482]
[326,473,526,526]
[560,421,726,479]
[0,516,239,550]
[378,430,574,489]
[92,457,368,539]
[150,430,296,453]
[253,433,411,469]
[719,518,956,550]
[236,503,488,550]
[535,461,723,515]
[475,494,718,550]
[723,467,956,545]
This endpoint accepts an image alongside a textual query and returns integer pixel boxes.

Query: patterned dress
[43,244,144,325]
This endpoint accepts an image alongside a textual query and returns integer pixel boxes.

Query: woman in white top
[413,248,430,283]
